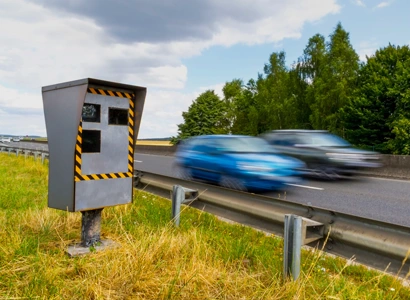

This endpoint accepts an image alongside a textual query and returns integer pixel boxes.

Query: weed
[0,153,409,299]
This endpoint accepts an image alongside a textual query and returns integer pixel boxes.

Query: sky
[0,0,409,138]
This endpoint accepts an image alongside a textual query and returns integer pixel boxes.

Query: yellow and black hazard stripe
[75,121,83,178]
[75,172,134,182]
[128,97,134,173]
[87,87,133,99]
[74,88,135,181]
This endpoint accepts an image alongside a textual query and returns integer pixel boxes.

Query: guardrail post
[16,149,21,157]
[34,151,41,160]
[283,215,302,280]
[283,214,324,281]
[41,153,48,164]
[8,148,12,156]
[24,150,31,159]
[133,170,143,187]
[172,185,198,226]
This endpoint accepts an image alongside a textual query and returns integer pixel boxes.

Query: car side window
[297,134,311,145]
[191,139,215,153]
[271,135,295,146]
[266,135,283,146]
[282,136,294,146]
[214,139,230,152]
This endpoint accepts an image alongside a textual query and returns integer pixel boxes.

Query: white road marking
[134,160,143,163]
[286,183,324,190]
[365,176,410,183]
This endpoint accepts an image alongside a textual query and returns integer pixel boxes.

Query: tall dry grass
[0,153,409,299]
[136,140,172,146]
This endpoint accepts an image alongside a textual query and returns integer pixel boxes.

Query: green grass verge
[0,153,409,299]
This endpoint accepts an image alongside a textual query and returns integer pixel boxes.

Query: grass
[136,140,172,146]
[19,138,172,146]
[0,153,409,299]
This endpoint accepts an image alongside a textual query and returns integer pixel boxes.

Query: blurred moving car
[174,135,305,192]
[260,130,381,179]
[0,137,11,143]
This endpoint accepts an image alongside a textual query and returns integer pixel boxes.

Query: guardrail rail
[2,144,409,278]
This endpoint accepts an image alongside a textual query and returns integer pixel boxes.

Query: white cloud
[210,0,340,47]
[353,0,366,7]
[0,85,46,136]
[198,83,225,99]
[0,0,341,138]
[357,40,379,62]
[0,112,45,136]
[375,1,392,8]
[140,89,197,138]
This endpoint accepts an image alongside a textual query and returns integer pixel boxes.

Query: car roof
[190,134,257,139]
[266,129,329,134]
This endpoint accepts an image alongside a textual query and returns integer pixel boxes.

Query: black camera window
[82,103,101,123]
[109,108,128,125]
[82,130,101,153]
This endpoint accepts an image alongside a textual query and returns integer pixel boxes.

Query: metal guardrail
[2,145,409,277]
[0,146,49,163]
[9,141,410,179]
[137,172,410,277]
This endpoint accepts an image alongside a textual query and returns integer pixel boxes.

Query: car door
[268,134,314,166]
[189,139,221,183]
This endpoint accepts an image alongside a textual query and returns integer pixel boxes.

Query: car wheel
[219,175,247,192]
[174,164,193,181]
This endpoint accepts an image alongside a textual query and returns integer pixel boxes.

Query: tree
[300,33,326,82]
[171,90,228,144]
[222,79,244,133]
[308,23,360,135]
[221,78,261,135]
[341,44,410,153]
[299,34,326,128]
[287,66,310,128]
[253,51,297,133]
[261,52,289,130]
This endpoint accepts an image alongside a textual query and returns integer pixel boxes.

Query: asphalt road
[134,153,410,228]
[6,142,409,227]
[3,141,49,152]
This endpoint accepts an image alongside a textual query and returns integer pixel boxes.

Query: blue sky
[183,0,410,93]
[0,0,408,138]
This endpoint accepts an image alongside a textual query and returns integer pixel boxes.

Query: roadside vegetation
[0,153,409,299]
[136,140,172,146]
[15,138,173,146]
[172,22,410,155]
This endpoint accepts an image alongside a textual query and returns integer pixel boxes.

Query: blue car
[174,135,305,192]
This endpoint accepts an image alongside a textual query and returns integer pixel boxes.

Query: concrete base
[67,239,118,257]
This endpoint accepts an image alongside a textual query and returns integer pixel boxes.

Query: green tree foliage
[222,79,244,133]
[287,66,310,128]
[221,79,260,135]
[257,51,290,131]
[173,22,410,154]
[171,90,228,144]
[300,33,326,82]
[299,33,326,128]
[250,51,310,133]
[309,23,359,135]
[341,44,410,153]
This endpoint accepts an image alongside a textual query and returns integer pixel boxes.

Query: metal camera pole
[81,209,103,247]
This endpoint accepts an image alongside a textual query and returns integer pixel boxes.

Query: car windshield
[217,137,276,153]
[305,133,351,147]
